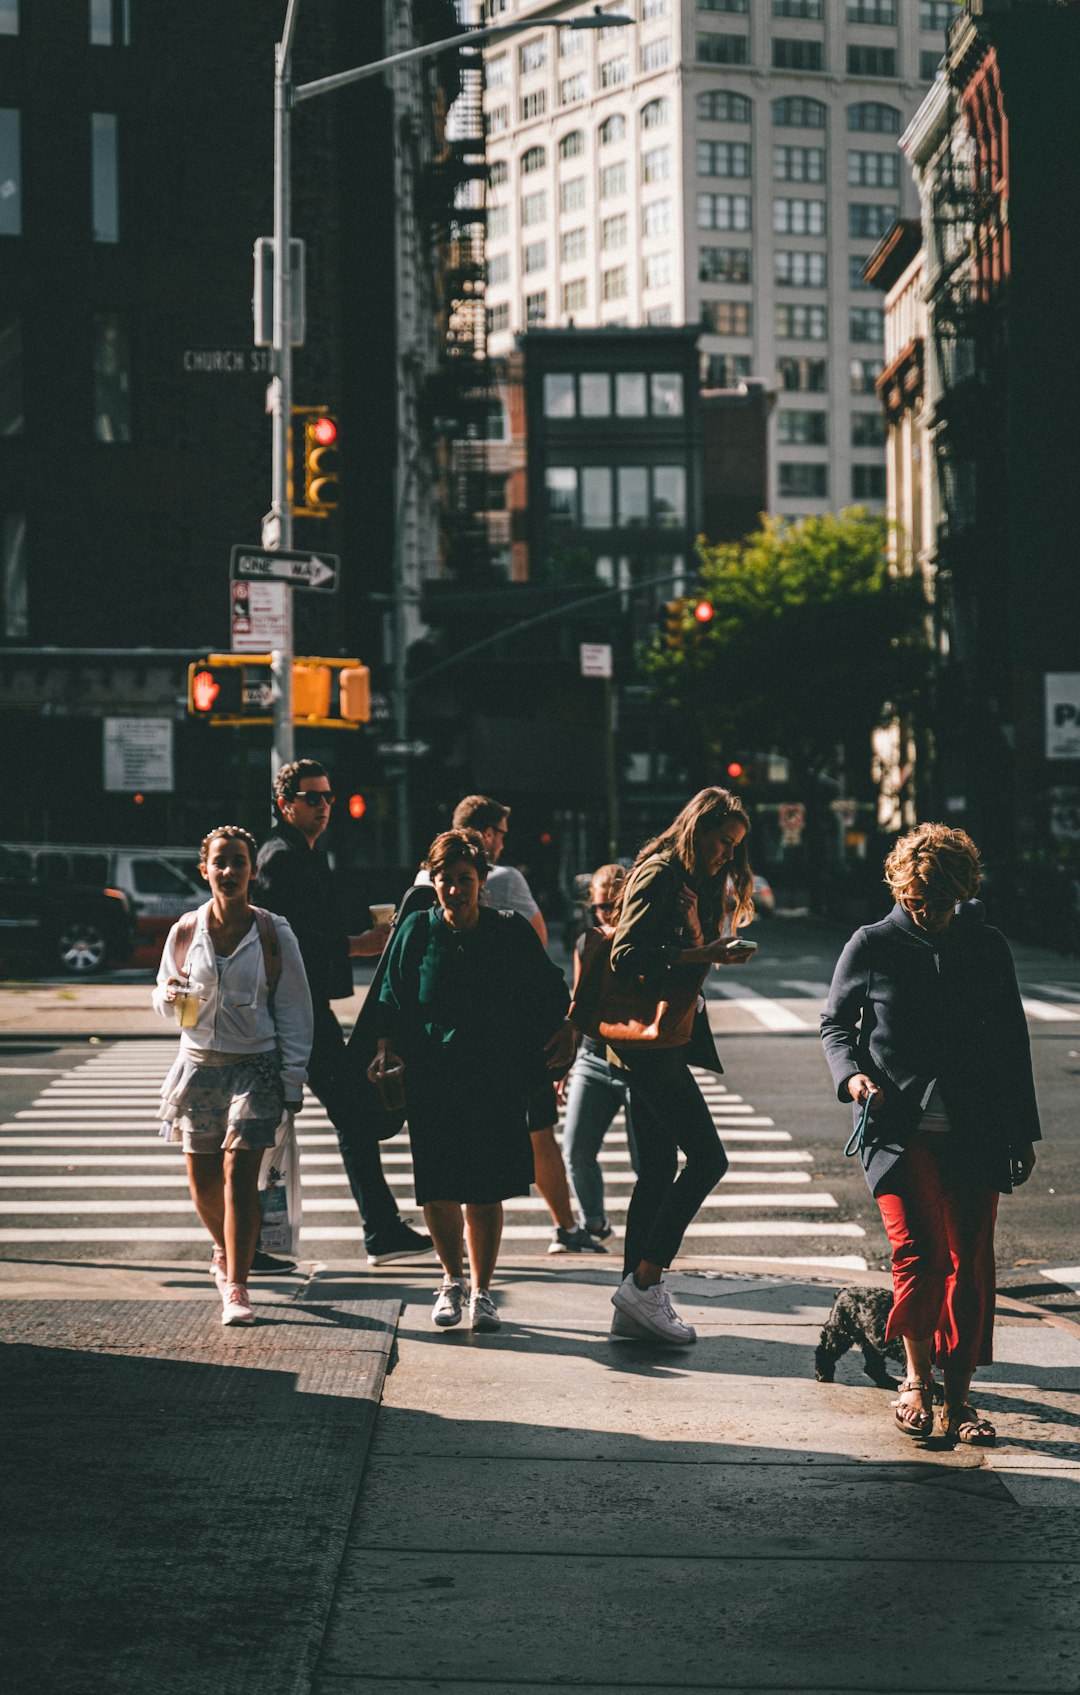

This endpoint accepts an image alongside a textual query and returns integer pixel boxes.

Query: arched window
[521,145,546,174]
[640,98,671,130]
[599,114,626,145]
[696,91,751,123]
[847,101,902,134]
[558,129,584,159]
[772,96,827,129]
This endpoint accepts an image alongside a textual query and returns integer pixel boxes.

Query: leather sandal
[893,1378,934,1437]
[940,1404,996,1445]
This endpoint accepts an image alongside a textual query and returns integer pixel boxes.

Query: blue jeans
[561,1048,638,1232]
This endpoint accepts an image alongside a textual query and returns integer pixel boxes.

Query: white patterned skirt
[159,1047,283,1154]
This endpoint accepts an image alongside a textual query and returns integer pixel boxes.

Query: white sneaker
[221,1283,255,1326]
[469,1289,501,1332]
[431,1277,466,1328]
[611,1273,696,1344]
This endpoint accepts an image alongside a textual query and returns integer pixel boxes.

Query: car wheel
[54,920,110,975]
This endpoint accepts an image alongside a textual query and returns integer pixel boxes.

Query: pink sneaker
[221,1284,254,1326]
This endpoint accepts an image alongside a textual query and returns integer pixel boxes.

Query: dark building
[699,380,773,546]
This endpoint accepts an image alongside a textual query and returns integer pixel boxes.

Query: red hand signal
[192,669,220,712]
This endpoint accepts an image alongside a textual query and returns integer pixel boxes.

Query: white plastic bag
[257,1112,302,1257]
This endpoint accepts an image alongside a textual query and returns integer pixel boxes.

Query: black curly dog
[814,1286,907,1389]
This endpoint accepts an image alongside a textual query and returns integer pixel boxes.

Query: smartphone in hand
[726,938,758,956]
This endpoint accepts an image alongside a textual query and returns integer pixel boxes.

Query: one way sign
[230,546,339,593]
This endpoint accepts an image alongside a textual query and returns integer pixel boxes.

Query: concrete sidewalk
[2,1254,1079,1694]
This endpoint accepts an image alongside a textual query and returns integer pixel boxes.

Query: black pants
[308,1000,399,1245]
[618,1047,728,1277]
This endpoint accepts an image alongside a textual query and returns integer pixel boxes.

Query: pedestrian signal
[348,793,367,820]
[339,665,371,723]
[188,663,242,717]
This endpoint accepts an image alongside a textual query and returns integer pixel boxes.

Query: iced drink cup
[370,903,396,927]
[174,990,202,1029]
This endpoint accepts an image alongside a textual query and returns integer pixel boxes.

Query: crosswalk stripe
[780,979,830,999]
[0,1220,866,1244]
[0,1169,814,1189]
[1020,997,1080,1022]
[0,1190,837,1214]
[1028,983,1080,1004]
[707,981,814,1032]
[0,1146,812,1166]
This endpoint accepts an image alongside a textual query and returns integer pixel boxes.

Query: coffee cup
[370,903,396,927]
[375,1062,406,1112]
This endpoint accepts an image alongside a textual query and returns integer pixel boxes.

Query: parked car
[1,844,204,966]
[0,844,135,975]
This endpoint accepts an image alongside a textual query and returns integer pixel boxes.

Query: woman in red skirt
[821,824,1040,1444]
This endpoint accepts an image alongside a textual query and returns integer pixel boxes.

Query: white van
[3,844,205,963]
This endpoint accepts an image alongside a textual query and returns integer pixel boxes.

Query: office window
[849,202,897,238]
[697,91,751,122]
[561,177,586,212]
[642,198,672,236]
[698,193,751,231]
[561,227,587,262]
[616,374,648,417]
[772,96,826,128]
[487,53,509,87]
[521,190,547,226]
[524,290,547,324]
[778,356,827,391]
[773,197,826,235]
[649,307,674,326]
[697,33,748,64]
[920,50,943,79]
[702,301,751,336]
[601,213,627,249]
[849,254,872,289]
[0,0,17,34]
[93,313,132,442]
[544,374,576,418]
[546,467,578,523]
[488,105,510,136]
[580,372,610,415]
[2,512,27,638]
[558,130,584,159]
[847,0,895,20]
[1,315,22,434]
[700,0,747,10]
[617,465,649,524]
[776,303,827,339]
[778,409,827,445]
[582,467,614,529]
[850,307,885,342]
[698,141,751,178]
[651,373,684,416]
[640,37,671,71]
[92,113,120,242]
[847,45,897,76]
[599,114,626,146]
[600,55,629,88]
[920,1,958,28]
[489,159,508,186]
[643,252,672,289]
[488,205,509,239]
[487,303,509,335]
[773,39,823,71]
[848,149,899,187]
[774,146,825,182]
[642,147,671,184]
[559,74,587,105]
[850,357,882,392]
[848,101,901,132]
[652,467,686,528]
[521,146,546,175]
[487,252,509,284]
[642,0,669,14]
[523,240,547,274]
[519,37,547,74]
[852,411,886,446]
[90,0,131,45]
[562,277,587,312]
[774,0,822,14]
[0,108,21,236]
[699,246,751,283]
[852,464,886,499]
[641,98,671,129]
[779,463,828,498]
[775,250,826,287]
[520,90,546,122]
[559,22,586,56]
[602,264,628,300]
[601,163,627,198]
[703,353,752,386]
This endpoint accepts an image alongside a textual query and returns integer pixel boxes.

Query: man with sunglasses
[257,759,433,1265]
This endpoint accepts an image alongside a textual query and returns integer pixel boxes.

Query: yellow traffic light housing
[292,662,332,720]
[339,664,372,723]
[663,599,685,652]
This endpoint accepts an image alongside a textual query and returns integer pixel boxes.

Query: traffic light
[339,664,371,723]
[303,412,339,514]
[663,599,684,652]
[693,599,715,625]
[347,793,367,821]
[726,757,750,787]
[188,662,242,717]
[292,663,332,720]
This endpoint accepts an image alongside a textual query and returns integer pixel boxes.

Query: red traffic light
[726,761,744,780]
[693,600,715,623]
[311,416,337,447]
[348,793,366,820]
[191,669,220,713]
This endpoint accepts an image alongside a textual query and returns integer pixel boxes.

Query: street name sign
[580,642,613,680]
[230,546,339,593]
[376,739,430,759]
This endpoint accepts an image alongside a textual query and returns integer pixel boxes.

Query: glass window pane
[545,466,577,522]
[2,512,28,638]
[652,467,686,527]
[581,467,613,529]
[89,0,111,42]
[650,373,683,416]
[617,466,648,526]
[0,108,22,235]
[1,316,23,434]
[93,313,132,442]
[615,372,647,416]
[0,1,18,35]
[579,373,610,416]
[543,373,575,418]
[91,113,119,242]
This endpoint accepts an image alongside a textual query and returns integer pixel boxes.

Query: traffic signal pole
[268,0,299,774]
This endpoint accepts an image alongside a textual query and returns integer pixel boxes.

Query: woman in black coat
[821,824,1039,1444]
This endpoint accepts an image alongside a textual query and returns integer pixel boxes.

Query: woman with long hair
[606,787,756,1345]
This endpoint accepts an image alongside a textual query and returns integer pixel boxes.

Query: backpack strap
[171,908,201,981]
[251,906,282,1007]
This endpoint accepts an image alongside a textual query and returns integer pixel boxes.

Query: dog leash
[844,1093,876,1158]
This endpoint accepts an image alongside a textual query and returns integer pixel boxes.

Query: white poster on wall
[103,718,174,793]
[1046,674,1080,761]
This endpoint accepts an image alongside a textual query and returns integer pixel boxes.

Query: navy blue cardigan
[820,902,1041,1195]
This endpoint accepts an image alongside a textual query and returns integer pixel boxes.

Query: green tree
[639,509,929,780]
